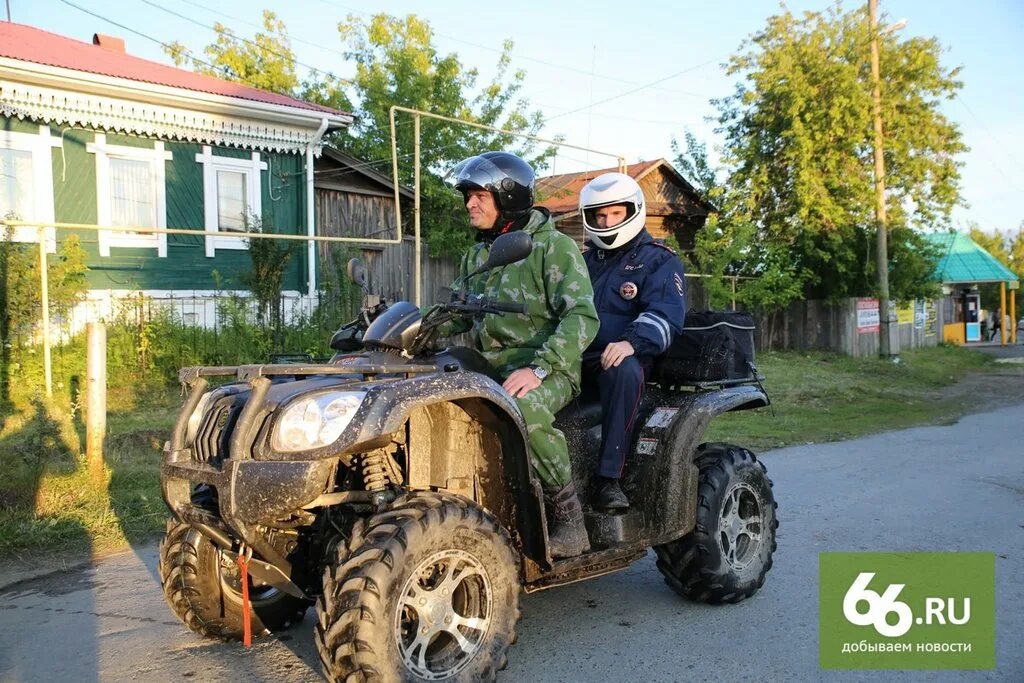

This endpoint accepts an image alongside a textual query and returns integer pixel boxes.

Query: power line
[541,58,721,123]
[535,102,706,127]
[956,98,1024,178]
[138,0,353,85]
[58,0,243,83]
[178,0,351,61]
[315,0,713,99]
[55,0,683,185]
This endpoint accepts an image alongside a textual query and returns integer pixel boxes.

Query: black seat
[554,397,603,431]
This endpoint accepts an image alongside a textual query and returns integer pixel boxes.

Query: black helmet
[448,151,535,220]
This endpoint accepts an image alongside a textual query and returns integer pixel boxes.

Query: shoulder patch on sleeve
[651,240,677,255]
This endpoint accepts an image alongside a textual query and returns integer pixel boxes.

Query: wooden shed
[314,147,458,305]
[535,159,716,251]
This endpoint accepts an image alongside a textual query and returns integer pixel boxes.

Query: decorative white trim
[196,146,267,257]
[87,133,172,257]
[0,76,343,155]
[0,124,60,251]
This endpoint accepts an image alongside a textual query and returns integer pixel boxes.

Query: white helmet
[579,172,646,250]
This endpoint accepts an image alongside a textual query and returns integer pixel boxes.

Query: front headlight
[271,391,366,453]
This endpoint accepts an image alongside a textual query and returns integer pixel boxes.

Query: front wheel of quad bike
[315,492,521,682]
[158,519,311,640]
[654,443,779,604]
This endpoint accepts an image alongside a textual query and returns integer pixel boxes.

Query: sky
[8,0,1024,235]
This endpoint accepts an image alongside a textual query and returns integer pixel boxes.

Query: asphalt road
[2,403,1022,682]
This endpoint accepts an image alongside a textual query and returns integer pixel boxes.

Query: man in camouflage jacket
[447,151,599,558]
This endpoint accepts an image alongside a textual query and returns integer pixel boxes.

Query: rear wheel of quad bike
[654,443,778,604]
[158,519,311,640]
[315,492,521,682]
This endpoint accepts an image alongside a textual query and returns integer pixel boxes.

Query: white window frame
[88,133,172,257]
[0,125,61,251]
[196,146,266,257]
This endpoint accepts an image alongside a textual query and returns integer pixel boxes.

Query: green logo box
[819,552,995,670]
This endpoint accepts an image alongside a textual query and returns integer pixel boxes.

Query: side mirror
[347,258,368,292]
[467,231,533,279]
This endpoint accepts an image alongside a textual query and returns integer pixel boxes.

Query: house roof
[0,22,350,118]
[317,146,415,200]
[535,158,717,215]
[923,231,1019,284]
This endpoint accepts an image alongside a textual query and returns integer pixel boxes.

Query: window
[0,126,60,249]
[216,170,247,233]
[196,146,266,257]
[88,133,172,257]
[0,149,33,219]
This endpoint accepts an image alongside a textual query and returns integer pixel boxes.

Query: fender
[624,384,769,544]
[343,371,550,568]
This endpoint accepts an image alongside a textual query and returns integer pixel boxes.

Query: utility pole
[869,0,894,358]
[5,0,11,22]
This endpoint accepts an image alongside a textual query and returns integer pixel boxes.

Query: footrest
[584,510,641,548]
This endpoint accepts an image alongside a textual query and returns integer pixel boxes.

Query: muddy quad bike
[158,231,778,681]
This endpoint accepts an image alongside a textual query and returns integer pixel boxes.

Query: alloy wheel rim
[394,549,493,680]
[718,482,765,571]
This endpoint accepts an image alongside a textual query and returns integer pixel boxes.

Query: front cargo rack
[178,362,439,384]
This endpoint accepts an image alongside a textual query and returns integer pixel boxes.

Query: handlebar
[445,297,526,316]
[487,301,527,314]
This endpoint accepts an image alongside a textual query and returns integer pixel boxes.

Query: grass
[0,344,1004,556]
[0,382,181,556]
[704,344,998,451]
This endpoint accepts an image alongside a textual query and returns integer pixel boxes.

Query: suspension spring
[361,450,390,492]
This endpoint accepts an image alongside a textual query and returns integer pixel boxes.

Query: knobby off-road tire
[654,443,779,604]
[316,492,521,682]
[158,519,311,641]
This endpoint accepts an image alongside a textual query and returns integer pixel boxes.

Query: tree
[168,11,555,257]
[1009,225,1024,278]
[333,13,556,255]
[968,224,1011,267]
[671,130,722,205]
[164,10,299,95]
[714,3,964,305]
[967,223,1024,314]
[671,126,807,316]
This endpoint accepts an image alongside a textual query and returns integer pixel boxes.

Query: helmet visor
[582,200,640,234]
[445,156,510,194]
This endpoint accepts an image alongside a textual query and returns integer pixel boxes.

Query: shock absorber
[361,450,390,492]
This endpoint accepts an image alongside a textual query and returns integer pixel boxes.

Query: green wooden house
[1,22,352,324]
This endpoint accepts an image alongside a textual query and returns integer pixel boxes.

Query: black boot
[543,482,591,559]
[595,477,629,511]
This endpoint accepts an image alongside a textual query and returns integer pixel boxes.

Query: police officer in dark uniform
[579,172,687,510]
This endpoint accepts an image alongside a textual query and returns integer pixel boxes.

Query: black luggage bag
[653,310,757,385]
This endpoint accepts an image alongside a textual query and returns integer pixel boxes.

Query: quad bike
[158,231,778,681]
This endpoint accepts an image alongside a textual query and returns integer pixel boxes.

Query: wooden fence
[757,298,945,357]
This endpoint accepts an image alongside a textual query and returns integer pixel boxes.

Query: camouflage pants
[515,371,576,488]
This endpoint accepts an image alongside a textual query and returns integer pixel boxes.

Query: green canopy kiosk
[923,231,1020,345]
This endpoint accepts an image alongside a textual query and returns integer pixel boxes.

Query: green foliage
[968,224,1024,278]
[713,3,964,306]
[671,130,722,205]
[169,11,557,259]
[333,14,557,256]
[672,129,807,312]
[965,223,1023,313]
[241,214,299,326]
[1,230,88,342]
[164,10,299,95]
[887,226,942,302]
